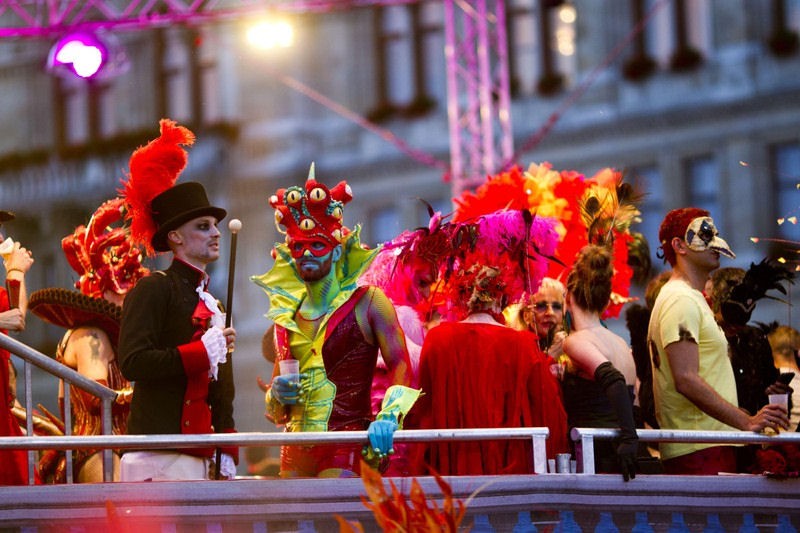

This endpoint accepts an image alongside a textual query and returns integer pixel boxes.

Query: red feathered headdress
[121,118,195,256]
[62,197,149,298]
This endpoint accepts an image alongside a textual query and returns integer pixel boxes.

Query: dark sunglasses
[532,301,563,312]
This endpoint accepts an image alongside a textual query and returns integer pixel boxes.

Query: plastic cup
[769,393,789,412]
[768,393,789,434]
[279,359,300,376]
[0,237,13,260]
[769,393,789,415]
[556,453,571,473]
[548,459,556,474]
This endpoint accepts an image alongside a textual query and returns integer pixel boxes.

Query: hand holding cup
[272,359,305,405]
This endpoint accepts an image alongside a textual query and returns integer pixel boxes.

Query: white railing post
[532,433,547,474]
[580,434,595,474]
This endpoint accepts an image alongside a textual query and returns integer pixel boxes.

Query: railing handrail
[0,331,116,482]
[0,426,552,450]
[570,426,800,474]
[0,332,115,401]
[0,427,553,478]
[571,427,800,444]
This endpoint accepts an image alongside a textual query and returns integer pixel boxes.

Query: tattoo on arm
[89,332,101,361]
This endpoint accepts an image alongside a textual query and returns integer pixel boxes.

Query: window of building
[685,154,722,229]
[369,206,402,247]
[623,0,658,80]
[645,0,706,71]
[158,28,192,123]
[195,27,221,124]
[770,142,800,246]
[507,0,538,95]
[629,165,663,254]
[506,0,576,96]
[768,0,800,57]
[92,81,116,139]
[383,5,414,109]
[57,76,90,147]
[418,2,446,111]
[369,2,440,121]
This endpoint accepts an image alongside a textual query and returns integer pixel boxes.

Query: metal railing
[571,426,800,474]
[0,331,554,483]
[0,332,117,483]
[0,426,552,475]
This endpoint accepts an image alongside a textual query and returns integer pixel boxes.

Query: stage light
[47,32,128,80]
[246,20,294,50]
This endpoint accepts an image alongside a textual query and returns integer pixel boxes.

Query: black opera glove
[594,361,638,482]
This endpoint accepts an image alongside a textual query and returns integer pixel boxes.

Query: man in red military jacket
[118,120,237,481]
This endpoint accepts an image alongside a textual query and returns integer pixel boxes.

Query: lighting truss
[0,0,420,38]
[0,0,514,192]
[444,0,512,194]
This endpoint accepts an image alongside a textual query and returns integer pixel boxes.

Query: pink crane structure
[0,0,513,195]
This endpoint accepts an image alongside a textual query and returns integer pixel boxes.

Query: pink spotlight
[48,32,108,79]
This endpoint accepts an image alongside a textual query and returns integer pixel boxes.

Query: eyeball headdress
[269,163,353,258]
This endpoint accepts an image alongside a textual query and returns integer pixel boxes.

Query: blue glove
[270,374,304,405]
[367,418,398,457]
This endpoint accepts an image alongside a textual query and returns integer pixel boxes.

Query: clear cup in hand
[768,393,789,434]
[279,359,300,377]
[278,359,303,404]
[0,237,13,260]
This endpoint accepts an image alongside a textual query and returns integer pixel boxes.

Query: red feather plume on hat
[121,118,195,256]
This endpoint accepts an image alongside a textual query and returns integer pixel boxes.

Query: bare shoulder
[563,329,590,346]
[69,325,112,344]
[356,285,393,315]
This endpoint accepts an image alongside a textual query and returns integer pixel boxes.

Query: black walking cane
[215,218,241,479]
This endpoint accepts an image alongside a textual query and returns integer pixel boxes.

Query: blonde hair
[769,325,800,362]
[515,277,565,329]
[537,277,566,296]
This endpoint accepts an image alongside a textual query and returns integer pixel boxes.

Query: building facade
[0,1,799,440]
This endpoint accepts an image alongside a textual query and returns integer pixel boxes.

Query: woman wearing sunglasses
[519,277,567,359]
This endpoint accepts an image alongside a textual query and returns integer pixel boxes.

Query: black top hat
[150,182,227,252]
[0,210,15,223]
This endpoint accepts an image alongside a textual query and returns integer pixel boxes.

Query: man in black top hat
[118,120,237,481]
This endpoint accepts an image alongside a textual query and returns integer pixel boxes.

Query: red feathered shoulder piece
[121,118,195,256]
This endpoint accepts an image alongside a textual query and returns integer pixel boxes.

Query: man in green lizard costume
[252,165,419,477]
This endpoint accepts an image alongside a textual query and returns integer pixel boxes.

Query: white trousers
[120,451,210,481]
